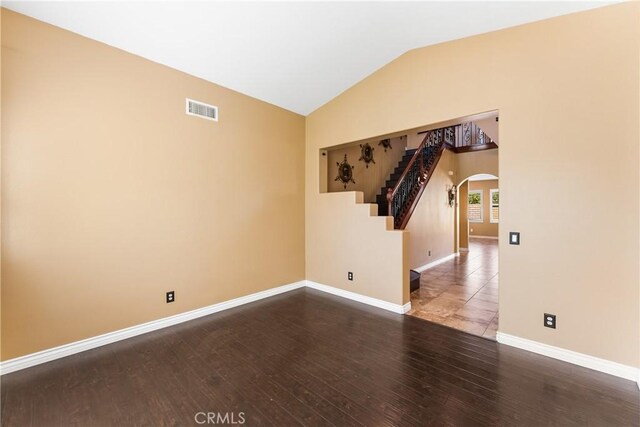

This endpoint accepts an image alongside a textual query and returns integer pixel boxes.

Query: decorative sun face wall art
[335,154,355,189]
[359,143,375,168]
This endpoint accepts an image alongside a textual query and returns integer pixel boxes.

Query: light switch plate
[509,232,520,245]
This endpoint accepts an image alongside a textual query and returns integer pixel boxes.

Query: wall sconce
[447,185,456,207]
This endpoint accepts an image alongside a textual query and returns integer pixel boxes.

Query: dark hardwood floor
[2,288,639,426]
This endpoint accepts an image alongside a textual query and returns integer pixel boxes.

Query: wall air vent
[186,98,218,121]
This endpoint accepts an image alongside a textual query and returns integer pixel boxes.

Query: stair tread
[374,134,448,227]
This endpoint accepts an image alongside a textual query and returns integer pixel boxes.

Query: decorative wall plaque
[448,185,456,207]
[359,143,375,168]
[378,138,392,152]
[335,154,355,189]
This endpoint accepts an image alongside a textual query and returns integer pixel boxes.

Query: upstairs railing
[452,122,495,151]
[386,126,456,229]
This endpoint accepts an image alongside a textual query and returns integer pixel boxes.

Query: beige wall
[406,132,424,150]
[327,135,407,203]
[475,117,499,144]
[307,192,406,305]
[468,179,499,237]
[405,149,456,269]
[2,3,639,371]
[0,8,3,346]
[1,10,305,360]
[458,181,469,250]
[306,3,639,367]
[457,149,499,183]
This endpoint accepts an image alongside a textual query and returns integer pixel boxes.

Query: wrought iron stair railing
[385,126,455,229]
[378,121,496,229]
[452,122,497,152]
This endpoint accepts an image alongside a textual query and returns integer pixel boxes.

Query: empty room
[1,1,639,426]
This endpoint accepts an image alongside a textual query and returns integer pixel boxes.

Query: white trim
[305,280,410,314]
[413,253,458,273]
[489,188,499,224]
[497,332,639,383]
[6,279,637,386]
[469,235,499,240]
[0,281,306,375]
[459,247,469,252]
[1,280,412,375]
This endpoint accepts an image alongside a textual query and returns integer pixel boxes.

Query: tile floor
[407,237,499,339]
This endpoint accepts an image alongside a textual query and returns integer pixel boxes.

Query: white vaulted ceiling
[4,1,613,115]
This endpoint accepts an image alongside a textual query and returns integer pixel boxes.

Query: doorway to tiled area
[407,237,499,339]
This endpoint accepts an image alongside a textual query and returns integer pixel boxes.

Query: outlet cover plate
[544,313,556,329]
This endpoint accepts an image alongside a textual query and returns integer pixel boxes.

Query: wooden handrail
[385,126,455,228]
[396,143,446,229]
[386,131,431,212]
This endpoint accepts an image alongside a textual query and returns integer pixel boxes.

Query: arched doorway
[457,173,499,252]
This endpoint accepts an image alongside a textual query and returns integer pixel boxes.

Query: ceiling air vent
[186,98,218,121]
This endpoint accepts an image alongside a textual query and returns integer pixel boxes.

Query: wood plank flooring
[2,288,638,426]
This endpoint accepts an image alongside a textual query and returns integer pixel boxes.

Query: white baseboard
[413,253,458,273]
[1,279,410,375]
[305,280,410,314]
[470,235,499,240]
[12,279,637,387]
[497,332,639,383]
[0,281,306,375]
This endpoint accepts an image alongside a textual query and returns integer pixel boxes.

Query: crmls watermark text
[194,412,246,425]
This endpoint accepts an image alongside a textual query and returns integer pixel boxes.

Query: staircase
[375,122,496,230]
[375,149,418,216]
